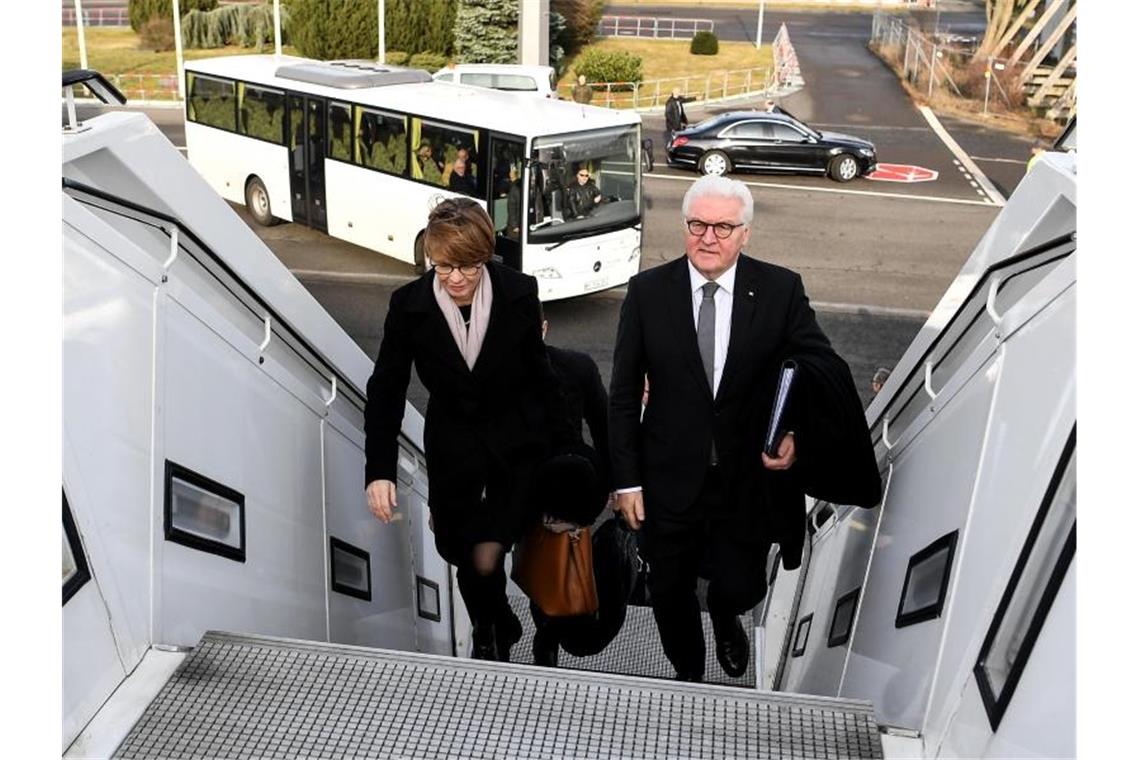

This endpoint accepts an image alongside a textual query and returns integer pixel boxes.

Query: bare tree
[972,0,1039,61]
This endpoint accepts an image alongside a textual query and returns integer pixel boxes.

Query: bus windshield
[528,125,640,243]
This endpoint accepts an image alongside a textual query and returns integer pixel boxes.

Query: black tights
[455,541,508,628]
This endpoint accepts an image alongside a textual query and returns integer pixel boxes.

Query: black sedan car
[665,111,877,182]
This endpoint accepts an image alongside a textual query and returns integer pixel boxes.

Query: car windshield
[528,125,641,242]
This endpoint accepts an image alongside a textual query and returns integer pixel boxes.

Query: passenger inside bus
[416,141,445,185]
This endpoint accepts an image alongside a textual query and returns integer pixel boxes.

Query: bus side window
[328,102,352,162]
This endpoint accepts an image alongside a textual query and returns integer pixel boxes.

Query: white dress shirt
[688,258,736,398]
[615,258,739,496]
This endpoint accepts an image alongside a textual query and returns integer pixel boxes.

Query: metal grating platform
[115,631,883,759]
[506,594,757,687]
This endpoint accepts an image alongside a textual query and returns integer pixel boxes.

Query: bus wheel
[413,231,428,274]
[245,176,276,226]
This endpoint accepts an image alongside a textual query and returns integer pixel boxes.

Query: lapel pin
[748,290,755,297]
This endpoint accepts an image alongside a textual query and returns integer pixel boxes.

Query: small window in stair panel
[63,491,91,605]
[895,531,958,628]
[975,428,1075,731]
[417,576,441,622]
[164,461,245,562]
[792,614,813,657]
[828,588,860,647]
[331,537,372,602]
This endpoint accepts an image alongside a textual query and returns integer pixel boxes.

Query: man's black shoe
[712,614,749,678]
[472,624,497,661]
[532,627,560,668]
[673,671,703,683]
[495,607,523,662]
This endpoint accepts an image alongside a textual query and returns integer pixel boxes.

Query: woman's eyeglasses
[686,219,745,239]
[434,263,483,277]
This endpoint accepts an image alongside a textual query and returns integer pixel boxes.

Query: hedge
[573,48,643,88]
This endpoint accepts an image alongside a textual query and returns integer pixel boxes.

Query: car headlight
[858,147,875,157]
[532,267,562,279]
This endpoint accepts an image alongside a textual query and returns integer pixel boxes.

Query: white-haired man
[609,175,879,682]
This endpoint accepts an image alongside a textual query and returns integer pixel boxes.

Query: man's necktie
[698,281,718,464]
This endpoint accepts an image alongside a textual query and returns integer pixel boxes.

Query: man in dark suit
[609,175,875,682]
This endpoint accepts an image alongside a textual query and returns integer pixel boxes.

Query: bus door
[287,94,328,232]
[488,135,525,270]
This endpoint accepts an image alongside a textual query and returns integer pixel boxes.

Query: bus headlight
[533,267,563,279]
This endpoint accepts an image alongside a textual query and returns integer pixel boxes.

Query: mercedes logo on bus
[593,261,602,272]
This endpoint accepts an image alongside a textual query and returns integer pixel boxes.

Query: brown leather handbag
[512,522,599,617]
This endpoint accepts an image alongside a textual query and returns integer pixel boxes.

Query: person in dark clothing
[572,74,594,104]
[664,88,691,149]
[530,311,612,667]
[566,166,603,219]
[608,175,880,682]
[365,197,573,663]
[447,150,478,196]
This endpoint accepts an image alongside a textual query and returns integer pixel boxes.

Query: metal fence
[62,7,130,27]
[596,16,714,40]
[870,10,1074,121]
[556,67,775,111]
[99,74,182,102]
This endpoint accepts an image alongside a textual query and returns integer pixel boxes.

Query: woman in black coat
[364,197,571,662]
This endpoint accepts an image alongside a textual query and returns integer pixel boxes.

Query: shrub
[139,15,177,51]
[385,50,410,66]
[286,0,454,60]
[454,0,518,64]
[286,0,378,59]
[129,0,217,33]
[385,0,457,57]
[573,48,643,89]
[409,52,448,71]
[690,31,719,56]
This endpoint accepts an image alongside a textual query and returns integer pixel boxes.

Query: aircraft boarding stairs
[105,630,884,759]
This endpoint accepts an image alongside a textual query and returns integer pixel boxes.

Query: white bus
[182,55,644,301]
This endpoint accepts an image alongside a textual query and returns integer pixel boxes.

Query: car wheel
[698,150,732,177]
[245,176,276,226]
[828,154,860,183]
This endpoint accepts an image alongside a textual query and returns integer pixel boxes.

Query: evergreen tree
[454,0,518,64]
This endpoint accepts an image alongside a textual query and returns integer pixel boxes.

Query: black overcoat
[609,254,880,569]
[364,262,571,562]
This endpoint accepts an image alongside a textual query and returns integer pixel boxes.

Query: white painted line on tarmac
[971,155,1026,165]
[645,172,997,207]
[918,106,1006,206]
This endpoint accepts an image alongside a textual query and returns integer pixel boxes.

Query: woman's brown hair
[423,197,494,267]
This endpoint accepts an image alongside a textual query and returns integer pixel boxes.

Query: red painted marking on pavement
[867,163,939,183]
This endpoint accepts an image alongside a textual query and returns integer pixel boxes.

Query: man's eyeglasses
[434,263,483,277]
[686,219,745,239]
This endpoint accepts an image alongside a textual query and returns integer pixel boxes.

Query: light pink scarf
[433,264,493,370]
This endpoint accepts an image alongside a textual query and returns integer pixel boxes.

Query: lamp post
[378,0,386,64]
[755,0,766,50]
[273,0,282,58]
[73,0,88,70]
[173,0,185,100]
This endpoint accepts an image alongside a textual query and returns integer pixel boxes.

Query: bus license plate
[585,277,607,291]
